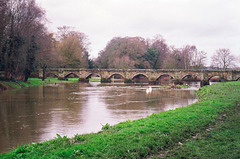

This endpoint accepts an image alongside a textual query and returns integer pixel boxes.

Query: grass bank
[1,82,240,158]
[89,77,101,82]
[151,101,240,158]
[0,78,79,90]
[158,84,189,89]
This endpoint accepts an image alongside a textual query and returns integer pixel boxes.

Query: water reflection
[0,82,198,153]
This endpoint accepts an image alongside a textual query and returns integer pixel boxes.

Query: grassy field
[0,81,240,158]
[0,78,79,89]
[28,78,79,86]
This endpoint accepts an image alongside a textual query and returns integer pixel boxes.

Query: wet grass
[151,103,240,159]
[0,82,240,158]
[0,81,23,89]
[0,78,79,89]
[159,84,189,89]
[89,78,101,82]
[28,78,79,86]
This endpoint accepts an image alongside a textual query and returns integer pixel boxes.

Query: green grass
[0,82,240,158]
[159,84,189,89]
[28,78,79,86]
[0,78,79,89]
[0,81,23,89]
[89,78,101,82]
[152,104,240,159]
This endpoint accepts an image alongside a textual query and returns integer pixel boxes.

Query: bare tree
[1,0,47,81]
[162,46,182,69]
[237,55,240,68]
[36,32,61,80]
[211,48,235,69]
[55,26,90,68]
[191,50,207,69]
[145,35,169,69]
[162,45,206,69]
[180,45,196,69]
[0,0,9,70]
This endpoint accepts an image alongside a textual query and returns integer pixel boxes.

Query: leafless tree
[191,50,207,69]
[1,0,47,81]
[211,48,235,69]
[0,0,9,70]
[162,45,206,69]
[55,26,90,68]
[146,35,169,69]
[180,45,196,69]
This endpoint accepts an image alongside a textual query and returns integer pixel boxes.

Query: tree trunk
[42,66,46,81]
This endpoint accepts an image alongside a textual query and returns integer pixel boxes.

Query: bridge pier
[173,79,183,85]
[101,78,111,83]
[124,78,133,83]
[200,80,209,87]
[79,78,89,82]
[149,80,158,84]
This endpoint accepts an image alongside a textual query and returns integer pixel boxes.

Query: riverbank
[0,81,239,158]
[0,78,190,91]
[0,78,79,90]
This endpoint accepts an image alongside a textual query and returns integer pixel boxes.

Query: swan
[146,86,152,94]
[149,86,152,92]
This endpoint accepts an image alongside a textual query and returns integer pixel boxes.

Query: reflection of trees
[0,88,41,152]
[0,83,86,153]
[0,84,197,153]
[38,83,86,136]
[103,87,197,116]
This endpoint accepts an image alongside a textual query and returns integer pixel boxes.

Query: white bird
[146,86,152,94]
[149,86,152,92]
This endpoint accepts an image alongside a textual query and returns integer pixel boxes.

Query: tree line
[0,0,238,81]
[96,36,238,70]
[0,0,92,81]
[96,35,207,69]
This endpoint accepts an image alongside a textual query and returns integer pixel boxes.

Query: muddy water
[0,82,198,153]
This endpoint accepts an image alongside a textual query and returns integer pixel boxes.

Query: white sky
[36,0,240,65]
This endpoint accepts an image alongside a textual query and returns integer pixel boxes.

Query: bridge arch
[208,75,227,82]
[156,74,174,84]
[86,73,101,79]
[132,73,149,83]
[182,74,193,80]
[64,73,79,78]
[46,73,58,78]
[182,74,200,81]
[107,73,124,80]
[157,74,174,80]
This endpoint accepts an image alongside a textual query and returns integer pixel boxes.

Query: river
[0,82,199,153]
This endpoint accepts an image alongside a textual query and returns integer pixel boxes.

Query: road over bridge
[39,68,240,85]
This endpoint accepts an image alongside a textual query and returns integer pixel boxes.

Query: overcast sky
[36,0,240,65]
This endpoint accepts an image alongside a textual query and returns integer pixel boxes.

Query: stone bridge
[39,68,240,84]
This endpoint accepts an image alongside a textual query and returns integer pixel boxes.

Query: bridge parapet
[39,68,240,83]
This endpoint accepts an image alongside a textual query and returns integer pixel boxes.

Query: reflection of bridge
[40,68,240,84]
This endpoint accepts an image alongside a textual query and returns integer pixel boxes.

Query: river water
[0,82,199,153]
